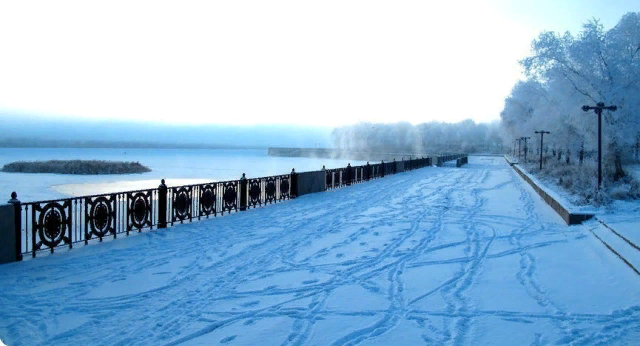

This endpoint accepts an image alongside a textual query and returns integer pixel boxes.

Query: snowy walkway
[1,157,639,346]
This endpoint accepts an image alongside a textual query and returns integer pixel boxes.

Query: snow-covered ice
[1,156,639,346]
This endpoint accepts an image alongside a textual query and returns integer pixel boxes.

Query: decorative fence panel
[17,173,295,258]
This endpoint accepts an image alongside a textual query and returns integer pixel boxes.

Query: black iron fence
[7,154,464,260]
[325,157,434,189]
[11,173,293,259]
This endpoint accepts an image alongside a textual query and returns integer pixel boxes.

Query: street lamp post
[582,102,617,188]
[534,131,550,171]
[520,137,531,162]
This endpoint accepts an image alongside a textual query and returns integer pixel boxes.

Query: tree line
[331,120,504,154]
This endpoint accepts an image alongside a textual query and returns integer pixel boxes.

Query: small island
[1,160,152,175]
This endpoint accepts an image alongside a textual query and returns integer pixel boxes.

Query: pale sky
[0,0,633,127]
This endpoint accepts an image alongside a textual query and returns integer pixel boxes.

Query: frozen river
[0,156,638,345]
[0,148,364,202]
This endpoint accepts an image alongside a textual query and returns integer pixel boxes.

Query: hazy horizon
[1,111,502,149]
[1,112,335,148]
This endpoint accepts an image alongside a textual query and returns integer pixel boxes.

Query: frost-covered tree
[511,13,640,178]
[331,120,503,154]
[500,12,640,203]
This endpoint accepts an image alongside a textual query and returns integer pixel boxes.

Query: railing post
[291,168,298,199]
[381,160,385,178]
[157,180,167,228]
[240,173,248,210]
[8,192,22,262]
[323,165,328,189]
[366,162,371,181]
[346,163,352,186]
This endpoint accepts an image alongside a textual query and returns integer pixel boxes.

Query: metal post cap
[8,191,19,204]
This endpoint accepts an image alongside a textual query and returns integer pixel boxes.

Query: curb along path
[503,155,640,277]
[589,219,640,276]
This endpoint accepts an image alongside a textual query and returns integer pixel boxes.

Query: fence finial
[8,191,19,203]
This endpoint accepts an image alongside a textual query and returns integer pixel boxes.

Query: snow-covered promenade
[1,156,638,346]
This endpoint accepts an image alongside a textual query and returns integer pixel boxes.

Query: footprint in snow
[220,335,237,344]
[501,317,534,324]
[336,253,344,258]
[240,301,260,307]
[359,242,367,246]
[302,279,319,284]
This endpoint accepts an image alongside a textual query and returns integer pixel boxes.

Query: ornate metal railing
[14,173,294,258]
[324,156,437,190]
[8,154,465,260]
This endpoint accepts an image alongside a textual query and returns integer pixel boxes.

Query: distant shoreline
[0,138,268,150]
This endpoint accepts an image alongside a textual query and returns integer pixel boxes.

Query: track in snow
[1,156,639,346]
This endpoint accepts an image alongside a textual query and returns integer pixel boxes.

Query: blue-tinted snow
[0,156,639,346]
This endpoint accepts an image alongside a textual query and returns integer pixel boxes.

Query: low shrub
[522,158,640,206]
